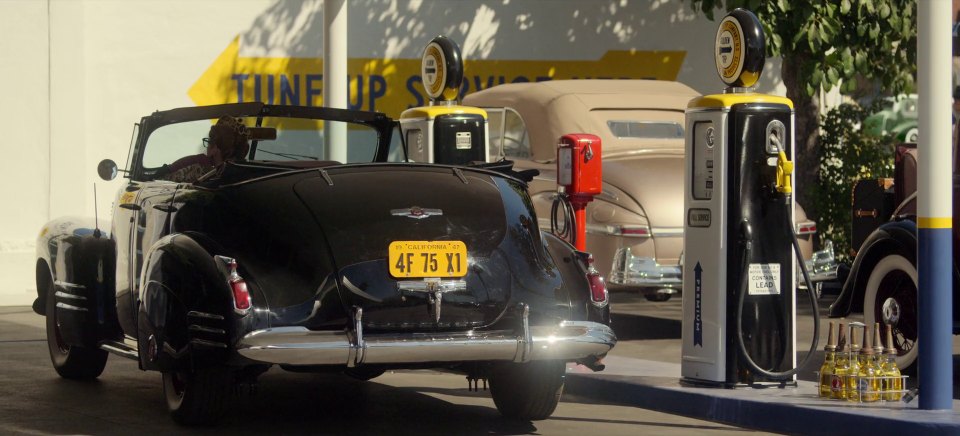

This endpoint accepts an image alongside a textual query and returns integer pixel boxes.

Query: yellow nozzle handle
[776,150,793,194]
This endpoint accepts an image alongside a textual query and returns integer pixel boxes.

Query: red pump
[554,134,602,250]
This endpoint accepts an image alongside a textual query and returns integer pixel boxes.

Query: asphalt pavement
[3,290,959,435]
[0,305,764,435]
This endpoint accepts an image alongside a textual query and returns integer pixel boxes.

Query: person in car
[163,116,250,183]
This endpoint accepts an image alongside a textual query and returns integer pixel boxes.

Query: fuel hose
[735,196,821,381]
[551,190,576,247]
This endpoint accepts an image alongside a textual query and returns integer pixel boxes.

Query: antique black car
[34,102,615,425]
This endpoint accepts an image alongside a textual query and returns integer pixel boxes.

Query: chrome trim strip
[187,311,224,321]
[55,302,87,312]
[188,325,226,335]
[55,291,87,301]
[123,335,139,349]
[54,281,85,290]
[100,342,138,360]
[395,279,467,293]
[651,227,684,237]
[515,304,532,363]
[350,307,364,367]
[190,338,227,349]
[236,321,616,366]
[343,276,384,303]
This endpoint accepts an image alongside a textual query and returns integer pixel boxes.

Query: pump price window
[692,122,715,200]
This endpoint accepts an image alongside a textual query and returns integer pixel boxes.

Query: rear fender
[34,217,117,347]
[829,220,917,318]
[137,233,238,371]
[541,232,610,325]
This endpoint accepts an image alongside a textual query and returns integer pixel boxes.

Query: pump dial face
[420,36,464,102]
[421,42,447,100]
[714,9,765,88]
[715,17,745,85]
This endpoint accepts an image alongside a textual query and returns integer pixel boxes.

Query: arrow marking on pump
[694,262,703,347]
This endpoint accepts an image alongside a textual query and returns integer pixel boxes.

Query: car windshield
[141,116,381,170]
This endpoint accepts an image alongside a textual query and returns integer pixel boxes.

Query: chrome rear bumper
[237,318,616,367]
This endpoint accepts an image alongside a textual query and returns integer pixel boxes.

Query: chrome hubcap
[882,297,901,325]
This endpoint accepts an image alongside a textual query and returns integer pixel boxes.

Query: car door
[115,181,178,337]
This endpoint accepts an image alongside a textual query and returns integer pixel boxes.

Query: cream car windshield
[141,117,381,169]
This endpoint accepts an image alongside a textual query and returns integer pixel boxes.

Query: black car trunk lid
[293,165,512,331]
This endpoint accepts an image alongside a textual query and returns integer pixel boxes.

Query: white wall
[0,0,784,306]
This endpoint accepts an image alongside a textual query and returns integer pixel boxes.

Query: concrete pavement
[562,292,960,435]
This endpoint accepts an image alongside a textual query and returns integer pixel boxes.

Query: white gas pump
[399,36,490,165]
[681,9,820,387]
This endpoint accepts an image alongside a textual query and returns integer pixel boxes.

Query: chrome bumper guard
[800,240,839,286]
[608,247,682,288]
[237,307,616,367]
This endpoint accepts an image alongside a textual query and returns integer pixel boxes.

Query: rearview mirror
[97,159,118,181]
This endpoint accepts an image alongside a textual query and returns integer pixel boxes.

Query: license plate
[389,241,468,278]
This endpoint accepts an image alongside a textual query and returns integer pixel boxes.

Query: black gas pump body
[725,102,795,384]
[433,113,486,165]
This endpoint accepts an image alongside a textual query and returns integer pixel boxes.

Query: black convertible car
[33,102,615,425]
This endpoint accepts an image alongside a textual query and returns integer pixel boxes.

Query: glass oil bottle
[845,323,863,402]
[882,324,903,401]
[831,322,848,400]
[818,321,837,398]
[856,327,881,402]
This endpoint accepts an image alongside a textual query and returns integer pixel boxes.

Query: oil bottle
[882,324,903,401]
[818,321,837,398]
[845,323,863,402]
[831,322,848,400]
[855,326,882,402]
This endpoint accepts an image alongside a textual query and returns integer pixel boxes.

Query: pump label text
[688,208,712,227]
[748,263,781,295]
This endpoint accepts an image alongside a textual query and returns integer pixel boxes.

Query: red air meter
[555,134,602,251]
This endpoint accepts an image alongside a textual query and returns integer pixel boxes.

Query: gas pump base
[678,376,797,390]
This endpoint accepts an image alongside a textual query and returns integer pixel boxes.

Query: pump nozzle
[776,150,793,195]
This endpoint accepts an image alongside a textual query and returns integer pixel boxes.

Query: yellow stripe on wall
[919,217,953,229]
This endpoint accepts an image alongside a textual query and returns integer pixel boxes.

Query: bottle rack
[817,373,909,403]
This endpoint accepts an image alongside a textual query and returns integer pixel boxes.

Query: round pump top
[714,8,766,88]
[421,35,464,103]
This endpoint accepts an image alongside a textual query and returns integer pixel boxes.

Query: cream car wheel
[862,254,918,370]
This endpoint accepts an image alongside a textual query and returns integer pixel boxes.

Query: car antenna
[93,184,101,238]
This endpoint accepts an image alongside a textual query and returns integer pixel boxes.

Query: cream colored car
[464,80,823,301]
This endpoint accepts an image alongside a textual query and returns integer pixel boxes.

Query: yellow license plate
[389,241,468,278]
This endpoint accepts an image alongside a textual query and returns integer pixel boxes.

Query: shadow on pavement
[610,312,681,341]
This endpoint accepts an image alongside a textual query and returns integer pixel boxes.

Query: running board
[100,340,138,360]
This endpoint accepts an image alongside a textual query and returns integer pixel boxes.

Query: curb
[564,373,960,435]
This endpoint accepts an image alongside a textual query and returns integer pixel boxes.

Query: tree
[687,0,917,224]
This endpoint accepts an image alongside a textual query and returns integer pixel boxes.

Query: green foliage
[687,0,917,97]
[812,102,895,262]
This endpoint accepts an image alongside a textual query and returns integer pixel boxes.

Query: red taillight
[231,279,251,311]
[216,255,251,313]
[574,250,607,305]
[588,271,608,304]
[795,221,817,235]
[619,225,650,237]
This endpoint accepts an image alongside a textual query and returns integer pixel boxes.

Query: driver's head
[208,117,250,165]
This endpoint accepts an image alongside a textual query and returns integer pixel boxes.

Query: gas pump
[680,9,819,387]
[399,36,490,165]
[552,134,602,251]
